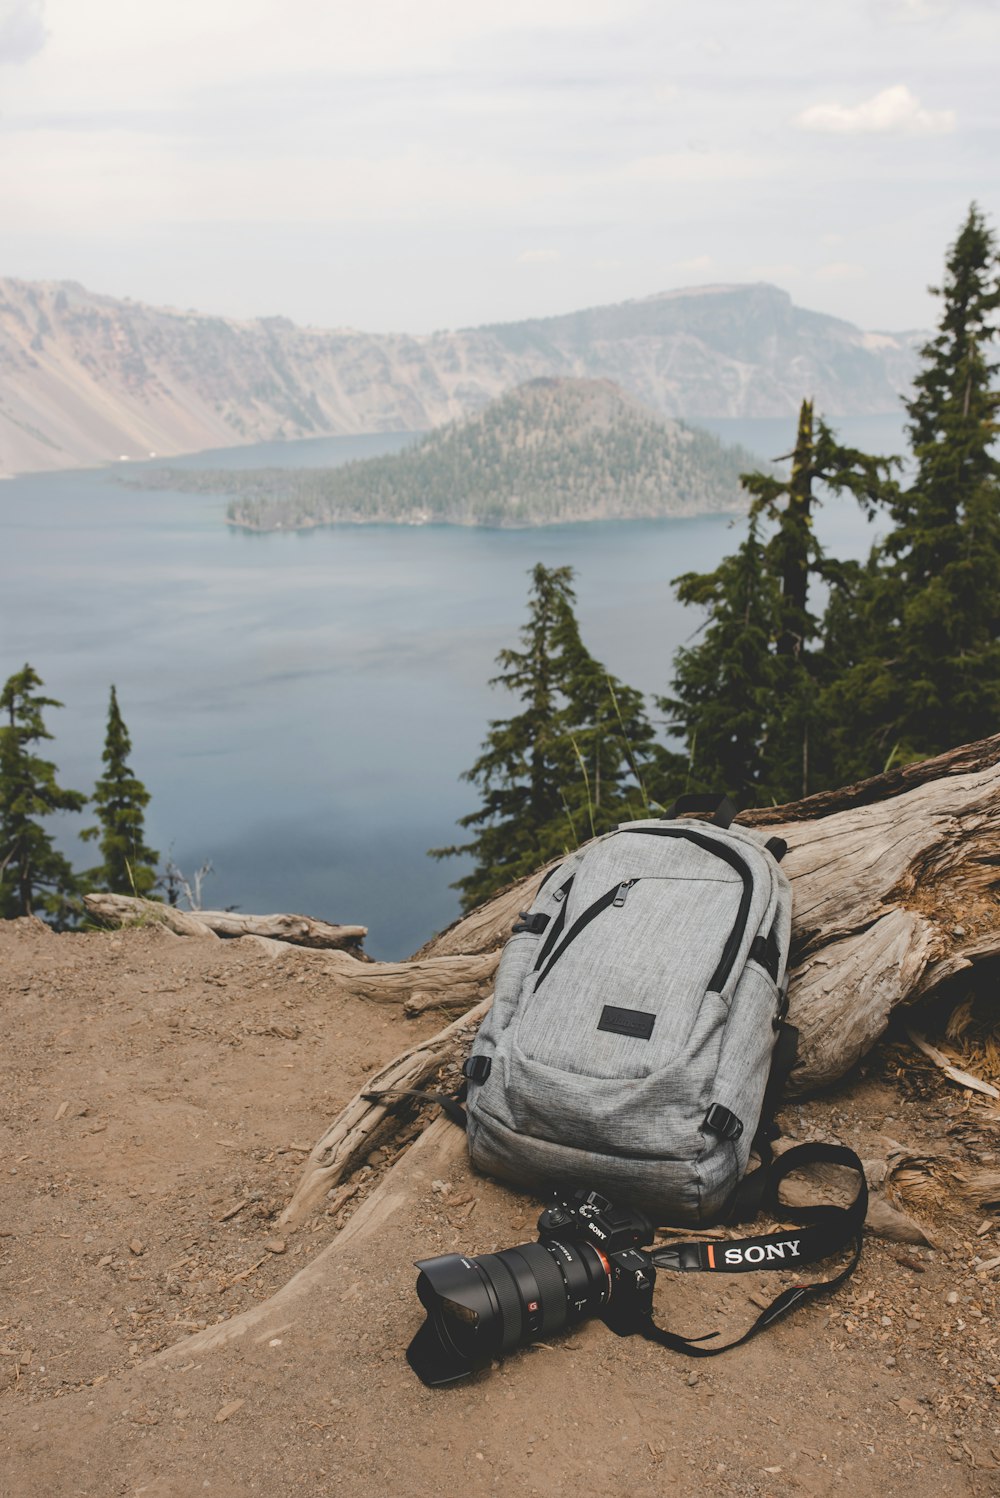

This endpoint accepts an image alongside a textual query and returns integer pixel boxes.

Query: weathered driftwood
[278,997,491,1228]
[755,735,1000,1091]
[83,893,367,950]
[154,1114,463,1363]
[83,894,220,939]
[319,949,498,1010]
[278,734,999,1228]
[418,735,1000,1091]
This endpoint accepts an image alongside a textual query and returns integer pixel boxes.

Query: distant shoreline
[223,502,749,534]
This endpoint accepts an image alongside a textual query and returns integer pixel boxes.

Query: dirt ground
[2,917,999,1498]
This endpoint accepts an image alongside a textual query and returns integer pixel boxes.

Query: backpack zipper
[532,875,575,971]
[534,880,632,989]
[617,826,754,994]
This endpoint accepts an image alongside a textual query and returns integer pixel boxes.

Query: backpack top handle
[663,794,736,831]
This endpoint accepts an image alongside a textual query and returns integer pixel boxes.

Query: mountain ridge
[0,276,922,478]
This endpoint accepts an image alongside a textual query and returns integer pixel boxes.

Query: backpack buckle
[705,1103,744,1141]
[462,1055,492,1084]
[512,911,550,935]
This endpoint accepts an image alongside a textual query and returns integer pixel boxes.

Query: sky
[1,0,998,335]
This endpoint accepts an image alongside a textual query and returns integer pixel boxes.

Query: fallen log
[279,734,1000,1225]
[83,893,367,951]
[153,1114,464,1362]
[421,734,1000,1088]
[318,949,498,1009]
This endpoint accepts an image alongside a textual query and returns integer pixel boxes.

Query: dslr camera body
[407,1188,660,1386]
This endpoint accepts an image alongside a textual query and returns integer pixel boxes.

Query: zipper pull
[553,880,571,903]
[613,879,638,907]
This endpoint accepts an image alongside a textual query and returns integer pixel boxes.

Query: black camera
[406,1189,660,1386]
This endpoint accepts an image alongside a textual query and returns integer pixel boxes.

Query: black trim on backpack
[532,875,575,971]
[728,1020,798,1223]
[512,911,550,935]
[663,794,736,829]
[617,827,754,994]
[534,882,627,990]
[749,929,782,983]
[463,1055,493,1084]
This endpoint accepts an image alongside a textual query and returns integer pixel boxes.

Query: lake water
[0,413,908,957]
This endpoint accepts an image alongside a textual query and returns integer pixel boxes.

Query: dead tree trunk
[281,734,999,1221]
[83,893,368,950]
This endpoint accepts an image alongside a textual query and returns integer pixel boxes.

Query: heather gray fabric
[465,817,792,1227]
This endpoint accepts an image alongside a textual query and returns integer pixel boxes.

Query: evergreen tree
[0,665,86,921]
[862,205,999,766]
[661,403,895,805]
[81,685,159,895]
[657,512,781,805]
[831,203,1000,770]
[550,595,656,843]
[431,563,653,911]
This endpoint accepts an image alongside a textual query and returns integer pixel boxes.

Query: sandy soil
[1,917,999,1498]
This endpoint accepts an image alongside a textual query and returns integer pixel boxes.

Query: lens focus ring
[474,1253,525,1353]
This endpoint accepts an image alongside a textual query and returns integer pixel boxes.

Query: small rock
[264,1238,286,1255]
[98,1255,113,1268]
[129,1239,144,1256]
[214,1399,245,1423]
[946,1291,959,1305]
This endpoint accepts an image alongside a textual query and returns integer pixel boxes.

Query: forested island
[123,379,763,530]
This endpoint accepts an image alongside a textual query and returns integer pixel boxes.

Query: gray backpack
[464,798,795,1228]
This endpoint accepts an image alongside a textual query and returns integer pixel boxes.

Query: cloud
[666,255,713,274]
[517,248,560,263]
[0,0,47,65]
[816,261,867,281]
[795,84,955,135]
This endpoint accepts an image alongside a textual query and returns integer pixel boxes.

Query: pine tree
[827,204,1000,775]
[661,403,895,805]
[657,512,781,805]
[81,686,159,896]
[0,665,87,921]
[550,596,655,843]
[431,563,653,911]
[885,203,999,755]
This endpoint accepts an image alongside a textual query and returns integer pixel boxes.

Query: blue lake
[0,413,908,957]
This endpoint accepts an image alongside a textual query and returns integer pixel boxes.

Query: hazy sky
[1,0,997,334]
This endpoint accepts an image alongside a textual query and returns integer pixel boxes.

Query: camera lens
[407,1237,611,1386]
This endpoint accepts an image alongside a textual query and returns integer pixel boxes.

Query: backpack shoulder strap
[728,1019,798,1223]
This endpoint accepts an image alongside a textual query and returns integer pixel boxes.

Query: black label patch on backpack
[598,1005,656,1040]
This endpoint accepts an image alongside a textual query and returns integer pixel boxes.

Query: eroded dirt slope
[1,918,999,1498]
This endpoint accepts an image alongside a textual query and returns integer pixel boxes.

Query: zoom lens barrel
[406,1237,611,1386]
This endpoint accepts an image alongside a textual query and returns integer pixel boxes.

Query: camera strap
[636,1142,868,1357]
